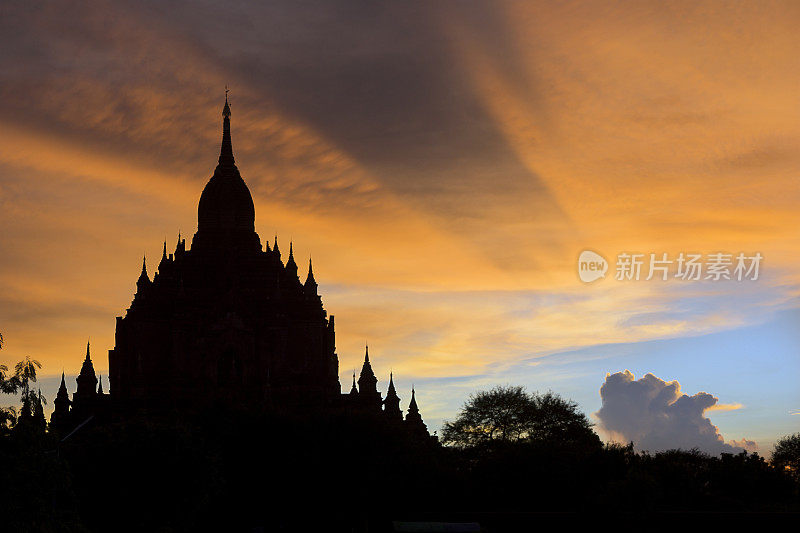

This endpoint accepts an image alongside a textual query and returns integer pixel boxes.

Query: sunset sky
[0,1,798,452]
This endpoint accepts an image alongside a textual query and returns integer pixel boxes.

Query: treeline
[1,353,80,531]
[1,355,799,532]
[438,385,799,514]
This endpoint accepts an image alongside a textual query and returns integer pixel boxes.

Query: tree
[442,385,535,447]
[14,356,42,400]
[0,362,18,394]
[772,433,800,478]
[528,391,600,447]
[0,332,18,394]
[1,355,43,434]
[12,357,43,431]
[0,405,16,437]
[0,333,22,394]
[1,336,22,433]
[441,385,600,449]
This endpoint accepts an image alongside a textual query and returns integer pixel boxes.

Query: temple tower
[404,387,429,438]
[108,95,340,414]
[357,346,381,410]
[50,371,71,433]
[383,373,402,422]
[74,342,98,404]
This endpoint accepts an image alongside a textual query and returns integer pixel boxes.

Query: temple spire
[76,340,98,402]
[162,240,167,261]
[285,241,299,282]
[193,93,260,252]
[404,384,429,438]
[219,87,234,166]
[383,371,402,421]
[137,254,150,292]
[51,371,71,432]
[54,371,70,406]
[350,372,358,395]
[304,256,318,295]
[175,231,185,256]
[357,344,380,408]
[33,389,46,429]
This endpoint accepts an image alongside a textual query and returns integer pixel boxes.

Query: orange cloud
[707,403,744,413]
[0,0,798,404]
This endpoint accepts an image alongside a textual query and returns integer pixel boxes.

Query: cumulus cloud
[728,438,758,453]
[595,370,755,455]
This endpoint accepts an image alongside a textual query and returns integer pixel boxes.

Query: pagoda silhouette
[50,96,430,441]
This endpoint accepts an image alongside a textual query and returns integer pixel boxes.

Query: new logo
[578,250,608,283]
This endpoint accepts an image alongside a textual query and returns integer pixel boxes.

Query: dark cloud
[0,0,572,270]
[595,370,753,455]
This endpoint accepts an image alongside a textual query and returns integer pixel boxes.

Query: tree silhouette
[1,355,42,433]
[1,336,21,434]
[441,385,600,449]
[14,357,41,391]
[14,357,42,422]
[0,362,16,394]
[0,405,16,437]
[0,333,17,394]
[528,390,600,448]
[771,433,800,479]
[442,385,534,447]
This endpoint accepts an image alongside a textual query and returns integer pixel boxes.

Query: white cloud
[595,370,753,455]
